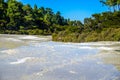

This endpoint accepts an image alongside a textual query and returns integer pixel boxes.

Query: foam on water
[19,36,39,39]
[69,70,77,74]
[1,49,18,55]
[19,36,46,40]
[34,42,114,51]
[10,57,35,64]
[98,47,113,50]
[4,38,22,42]
[79,42,120,46]
[65,42,120,51]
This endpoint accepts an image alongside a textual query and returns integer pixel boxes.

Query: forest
[0,0,120,42]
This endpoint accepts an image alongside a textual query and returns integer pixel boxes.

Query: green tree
[100,0,119,11]
[117,0,120,10]
[0,0,7,30]
[43,8,53,26]
[7,0,23,30]
[22,4,34,29]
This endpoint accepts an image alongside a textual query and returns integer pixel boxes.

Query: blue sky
[20,0,108,22]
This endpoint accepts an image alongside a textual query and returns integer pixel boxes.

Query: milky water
[0,34,120,80]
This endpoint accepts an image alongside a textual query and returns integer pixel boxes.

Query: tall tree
[43,8,53,26]
[7,0,23,30]
[22,4,34,29]
[0,0,7,30]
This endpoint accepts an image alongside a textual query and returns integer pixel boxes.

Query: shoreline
[0,33,120,43]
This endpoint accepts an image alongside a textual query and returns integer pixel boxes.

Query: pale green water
[0,34,120,80]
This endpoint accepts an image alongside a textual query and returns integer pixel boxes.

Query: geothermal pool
[0,34,120,80]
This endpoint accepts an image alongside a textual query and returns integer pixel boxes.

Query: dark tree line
[84,11,120,31]
[0,0,83,34]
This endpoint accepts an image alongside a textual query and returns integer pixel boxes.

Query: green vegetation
[53,0,120,42]
[100,0,120,11]
[53,28,120,42]
[0,0,120,42]
[0,0,82,35]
